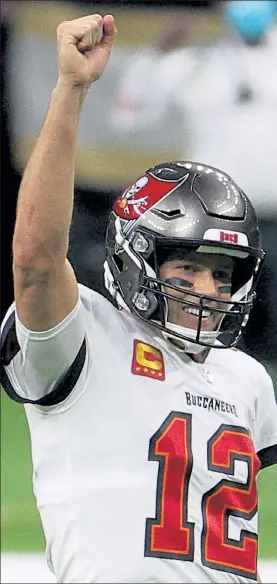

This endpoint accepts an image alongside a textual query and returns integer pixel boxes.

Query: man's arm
[12,13,117,332]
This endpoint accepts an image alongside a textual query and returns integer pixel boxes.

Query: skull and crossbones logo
[118,176,149,215]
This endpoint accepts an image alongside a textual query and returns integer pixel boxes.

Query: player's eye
[213,270,232,283]
[181,264,195,273]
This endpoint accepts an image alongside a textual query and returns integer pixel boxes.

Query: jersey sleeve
[1,289,87,406]
[254,367,277,469]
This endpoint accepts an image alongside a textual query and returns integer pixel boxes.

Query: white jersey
[110,29,277,214]
[1,284,277,583]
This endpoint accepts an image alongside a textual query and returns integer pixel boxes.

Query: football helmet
[104,161,265,352]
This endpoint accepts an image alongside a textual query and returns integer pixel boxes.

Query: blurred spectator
[110,0,277,361]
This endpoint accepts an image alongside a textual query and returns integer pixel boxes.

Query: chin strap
[161,330,210,355]
[163,321,221,353]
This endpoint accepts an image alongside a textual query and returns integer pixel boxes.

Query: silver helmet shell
[104,161,265,350]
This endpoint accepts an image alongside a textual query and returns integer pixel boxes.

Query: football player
[1,13,276,584]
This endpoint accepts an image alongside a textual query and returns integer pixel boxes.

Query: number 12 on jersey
[145,412,260,579]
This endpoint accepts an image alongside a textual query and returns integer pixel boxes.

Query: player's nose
[193,270,218,298]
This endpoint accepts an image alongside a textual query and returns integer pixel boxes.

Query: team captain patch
[131,340,165,381]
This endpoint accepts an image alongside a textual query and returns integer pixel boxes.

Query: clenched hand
[56,14,117,88]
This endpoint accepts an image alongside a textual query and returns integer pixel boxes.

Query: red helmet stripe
[113,175,179,220]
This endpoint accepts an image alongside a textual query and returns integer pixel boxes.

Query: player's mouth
[180,305,219,330]
[182,306,212,319]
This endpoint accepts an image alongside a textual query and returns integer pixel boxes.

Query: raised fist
[56,14,117,88]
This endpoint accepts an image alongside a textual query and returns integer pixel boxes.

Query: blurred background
[1,0,277,577]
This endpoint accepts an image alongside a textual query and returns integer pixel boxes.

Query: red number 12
[145,412,260,580]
